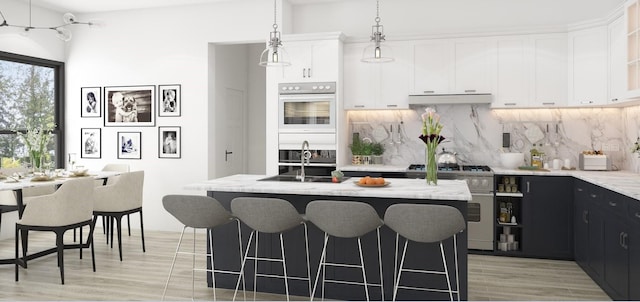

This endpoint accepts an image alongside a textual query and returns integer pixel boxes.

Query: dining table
[0,170,121,266]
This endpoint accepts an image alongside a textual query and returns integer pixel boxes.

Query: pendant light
[259,0,290,67]
[361,0,394,63]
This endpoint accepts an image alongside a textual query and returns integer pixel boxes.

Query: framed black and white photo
[80,128,101,158]
[117,131,142,159]
[158,126,181,158]
[81,87,101,118]
[104,85,155,127]
[158,84,181,117]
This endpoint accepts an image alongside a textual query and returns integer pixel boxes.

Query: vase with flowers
[419,108,445,185]
[16,124,54,174]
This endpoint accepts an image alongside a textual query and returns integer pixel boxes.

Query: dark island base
[205,191,468,301]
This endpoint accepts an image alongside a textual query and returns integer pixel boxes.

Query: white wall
[247,44,267,174]
[63,0,273,231]
[0,0,65,61]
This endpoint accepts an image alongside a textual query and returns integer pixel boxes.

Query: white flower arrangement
[15,123,54,169]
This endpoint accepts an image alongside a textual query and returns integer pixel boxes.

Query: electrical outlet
[602,143,610,151]
[609,142,619,151]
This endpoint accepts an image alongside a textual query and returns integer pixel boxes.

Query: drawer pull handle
[423,90,435,94]
[635,212,640,219]
[577,188,583,192]
[504,103,517,106]
[590,194,597,198]
[464,89,476,93]
[609,201,617,207]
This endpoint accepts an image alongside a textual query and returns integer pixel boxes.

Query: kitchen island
[185,174,471,301]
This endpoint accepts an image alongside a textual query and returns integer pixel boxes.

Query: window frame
[0,51,66,168]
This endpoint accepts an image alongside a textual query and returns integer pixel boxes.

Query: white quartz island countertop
[184,174,472,201]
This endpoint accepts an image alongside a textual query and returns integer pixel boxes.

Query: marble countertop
[184,174,472,201]
[339,165,409,172]
[492,167,640,201]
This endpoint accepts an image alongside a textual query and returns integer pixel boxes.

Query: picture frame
[81,87,101,118]
[104,85,155,127]
[158,126,181,158]
[117,131,142,159]
[80,128,101,158]
[158,84,181,117]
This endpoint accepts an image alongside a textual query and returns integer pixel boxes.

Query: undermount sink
[259,175,350,183]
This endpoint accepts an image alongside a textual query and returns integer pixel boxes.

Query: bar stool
[384,204,466,301]
[230,197,311,302]
[305,200,384,301]
[161,195,245,301]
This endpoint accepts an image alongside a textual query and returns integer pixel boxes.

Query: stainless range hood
[409,93,492,105]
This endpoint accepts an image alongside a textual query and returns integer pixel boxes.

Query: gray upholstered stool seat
[161,195,245,301]
[384,203,466,301]
[305,200,384,301]
[230,197,311,302]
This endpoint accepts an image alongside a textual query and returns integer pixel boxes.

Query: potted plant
[361,141,373,165]
[349,138,364,165]
[371,142,385,165]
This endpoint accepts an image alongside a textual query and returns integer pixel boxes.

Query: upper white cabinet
[609,16,628,104]
[453,39,496,94]
[531,34,568,107]
[343,42,411,109]
[413,40,453,94]
[493,37,530,108]
[626,0,640,98]
[271,36,341,83]
[412,38,496,95]
[568,27,608,106]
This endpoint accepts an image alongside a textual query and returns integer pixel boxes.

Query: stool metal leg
[279,233,290,302]
[392,239,409,302]
[234,230,254,301]
[357,237,370,301]
[208,229,216,301]
[303,223,312,296]
[192,229,197,300]
[453,234,460,301]
[162,226,187,301]
[440,241,453,301]
[376,228,384,300]
[235,219,247,302]
[253,231,259,301]
[310,233,329,301]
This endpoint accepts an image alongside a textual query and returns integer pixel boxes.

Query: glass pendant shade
[361,43,394,63]
[259,36,291,67]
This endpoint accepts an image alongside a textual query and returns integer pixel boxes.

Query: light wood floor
[0,227,610,301]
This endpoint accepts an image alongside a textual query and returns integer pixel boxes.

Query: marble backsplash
[347,105,640,173]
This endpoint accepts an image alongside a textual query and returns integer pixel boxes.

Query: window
[0,51,65,169]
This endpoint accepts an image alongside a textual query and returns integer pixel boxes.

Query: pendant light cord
[272,0,278,31]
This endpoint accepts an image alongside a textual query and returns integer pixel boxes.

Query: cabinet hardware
[542,102,555,106]
[608,201,617,207]
[386,104,398,108]
[302,68,308,78]
[623,233,628,249]
[423,90,435,94]
[590,193,597,198]
[225,150,233,162]
[577,188,583,192]
[635,212,640,219]
[580,100,594,104]
[504,103,517,106]
[526,181,530,193]
[354,105,366,108]
[464,89,476,93]
[308,68,311,78]
[611,98,618,102]
[620,232,624,248]
[582,210,589,223]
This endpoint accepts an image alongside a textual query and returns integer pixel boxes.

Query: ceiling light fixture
[0,0,93,42]
[259,0,290,67]
[362,0,394,63]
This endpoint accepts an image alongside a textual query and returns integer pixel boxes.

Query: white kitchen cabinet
[568,27,608,106]
[279,39,339,82]
[530,34,568,107]
[609,16,628,104]
[493,37,531,108]
[412,40,453,94]
[412,38,496,95]
[343,42,411,109]
[453,38,496,94]
[626,0,640,97]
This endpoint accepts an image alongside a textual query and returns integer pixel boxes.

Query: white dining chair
[15,178,96,284]
[93,171,145,261]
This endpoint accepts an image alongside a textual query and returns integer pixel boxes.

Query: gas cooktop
[407,164,492,172]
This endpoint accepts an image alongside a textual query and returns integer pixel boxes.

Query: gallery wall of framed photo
[79,84,182,160]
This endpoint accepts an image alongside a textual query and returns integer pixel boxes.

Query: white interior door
[221,88,246,176]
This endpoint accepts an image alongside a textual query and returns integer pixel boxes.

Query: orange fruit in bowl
[374,177,385,185]
[365,178,377,185]
[358,177,367,185]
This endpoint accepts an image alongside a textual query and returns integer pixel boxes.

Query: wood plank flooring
[0,227,610,301]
